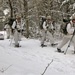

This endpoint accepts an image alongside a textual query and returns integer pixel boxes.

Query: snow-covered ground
[0,31,75,75]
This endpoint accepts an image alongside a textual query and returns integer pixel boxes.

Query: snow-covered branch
[73,3,75,10]
[60,0,69,8]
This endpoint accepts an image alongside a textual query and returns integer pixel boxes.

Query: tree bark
[23,0,29,38]
[8,0,13,18]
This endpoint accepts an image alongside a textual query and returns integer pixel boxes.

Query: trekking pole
[64,28,75,55]
[41,59,53,75]
[4,30,6,39]
[10,35,13,46]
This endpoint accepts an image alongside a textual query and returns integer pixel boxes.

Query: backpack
[40,17,46,29]
[61,19,70,35]
[8,18,16,33]
[62,23,68,35]
[8,18,15,27]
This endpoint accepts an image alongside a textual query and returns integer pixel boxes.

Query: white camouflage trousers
[41,30,54,45]
[57,35,75,51]
[6,29,11,39]
[14,30,21,46]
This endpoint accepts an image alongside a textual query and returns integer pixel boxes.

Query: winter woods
[1,1,75,74]
[0,0,75,38]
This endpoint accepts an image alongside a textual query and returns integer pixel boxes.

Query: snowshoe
[57,48,64,53]
[41,44,47,47]
[15,43,21,47]
[51,43,58,47]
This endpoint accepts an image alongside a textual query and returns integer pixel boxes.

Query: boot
[51,43,58,47]
[57,48,61,52]
[57,48,64,53]
[41,44,47,47]
[15,43,21,47]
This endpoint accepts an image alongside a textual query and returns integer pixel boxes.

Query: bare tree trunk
[23,0,29,38]
[66,2,70,19]
[34,0,40,26]
[8,0,13,18]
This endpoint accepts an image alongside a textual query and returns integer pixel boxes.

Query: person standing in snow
[12,14,24,47]
[4,23,11,39]
[40,15,57,47]
[57,15,75,53]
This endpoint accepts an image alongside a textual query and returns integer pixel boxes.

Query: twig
[0,64,12,73]
[0,68,4,73]
[41,59,53,75]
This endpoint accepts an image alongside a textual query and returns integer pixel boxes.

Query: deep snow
[0,31,75,75]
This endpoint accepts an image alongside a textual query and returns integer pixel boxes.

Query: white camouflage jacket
[67,21,75,35]
[12,19,25,30]
[43,21,54,31]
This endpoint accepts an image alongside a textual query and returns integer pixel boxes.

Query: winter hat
[72,15,75,20]
[71,13,75,20]
[46,16,51,20]
[16,13,21,18]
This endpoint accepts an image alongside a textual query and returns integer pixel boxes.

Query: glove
[46,26,49,29]
[15,26,17,29]
[18,30,20,32]
[4,28,6,31]
[22,29,24,32]
[11,29,15,33]
[53,28,55,30]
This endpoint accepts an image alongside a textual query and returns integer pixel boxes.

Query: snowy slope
[0,32,75,75]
